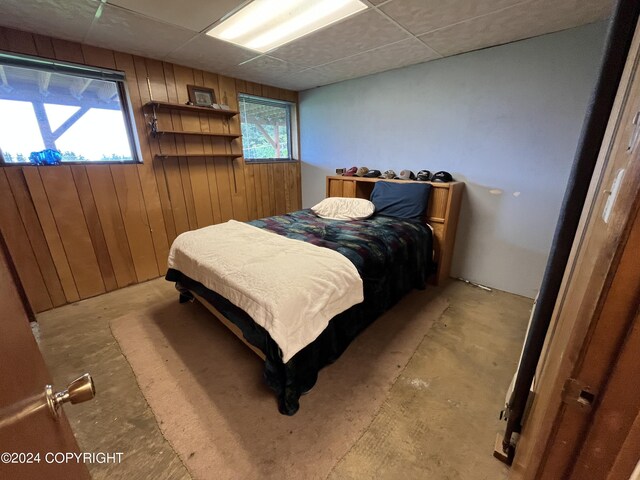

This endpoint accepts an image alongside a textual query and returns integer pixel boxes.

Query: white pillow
[311,197,376,221]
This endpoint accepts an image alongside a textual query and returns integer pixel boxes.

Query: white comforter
[168,220,364,362]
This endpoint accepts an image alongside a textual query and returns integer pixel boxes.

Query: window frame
[0,51,142,166]
[238,93,297,164]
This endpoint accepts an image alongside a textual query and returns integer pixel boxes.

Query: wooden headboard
[325,176,464,285]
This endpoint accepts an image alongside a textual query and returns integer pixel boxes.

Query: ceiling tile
[269,9,410,68]
[222,55,324,90]
[0,0,98,43]
[221,55,305,79]
[380,0,525,36]
[86,4,197,59]
[318,38,440,80]
[218,55,307,87]
[106,0,247,32]
[419,0,614,57]
[273,68,341,91]
[164,34,257,73]
[368,0,388,5]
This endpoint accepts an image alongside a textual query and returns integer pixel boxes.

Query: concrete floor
[37,278,531,480]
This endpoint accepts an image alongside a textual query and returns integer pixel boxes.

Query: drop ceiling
[0,0,614,91]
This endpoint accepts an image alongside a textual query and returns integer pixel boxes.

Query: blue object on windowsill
[29,149,62,165]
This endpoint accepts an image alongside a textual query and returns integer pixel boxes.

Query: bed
[166,179,463,415]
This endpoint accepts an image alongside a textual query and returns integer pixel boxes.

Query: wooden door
[510,14,640,480]
[569,304,640,479]
[532,200,640,480]
[0,233,90,479]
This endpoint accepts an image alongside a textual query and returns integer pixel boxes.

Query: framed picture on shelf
[187,84,216,107]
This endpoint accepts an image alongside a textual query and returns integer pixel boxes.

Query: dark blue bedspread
[249,209,433,300]
[167,210,434,415]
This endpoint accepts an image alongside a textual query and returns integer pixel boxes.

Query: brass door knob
[46,373,96,419]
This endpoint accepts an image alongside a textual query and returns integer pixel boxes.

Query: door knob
[45,373,95,419]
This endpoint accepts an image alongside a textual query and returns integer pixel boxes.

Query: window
[0,52,140,165]
[239,94,296,162]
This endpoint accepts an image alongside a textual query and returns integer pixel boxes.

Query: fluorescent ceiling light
[207,0,368,53]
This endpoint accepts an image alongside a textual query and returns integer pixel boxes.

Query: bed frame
[325,176,464,285]
[190,291,266,360]
[178,177,464,362]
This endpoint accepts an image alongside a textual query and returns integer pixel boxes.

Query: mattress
[168,219,364,362]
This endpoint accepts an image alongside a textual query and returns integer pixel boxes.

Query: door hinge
[562,378,597,412]
[628,111,640,152]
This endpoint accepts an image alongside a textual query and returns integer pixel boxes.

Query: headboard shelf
[325,176,464,285]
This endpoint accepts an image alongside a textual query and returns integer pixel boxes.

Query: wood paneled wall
[0,27,301,313]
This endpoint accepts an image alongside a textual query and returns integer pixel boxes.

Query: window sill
[1,160,143,167]
[244,159,299,165]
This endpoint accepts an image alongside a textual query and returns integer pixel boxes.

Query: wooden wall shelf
[146,101,241,140]
[152,129,241,139]
[155,153,242,159]
[144,101,239,116]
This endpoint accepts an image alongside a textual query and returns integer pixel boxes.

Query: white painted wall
[299,22,607,298]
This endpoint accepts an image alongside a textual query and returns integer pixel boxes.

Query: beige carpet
[110,289,448,480]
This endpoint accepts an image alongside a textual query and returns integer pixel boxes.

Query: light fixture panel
[207,0,368,53]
